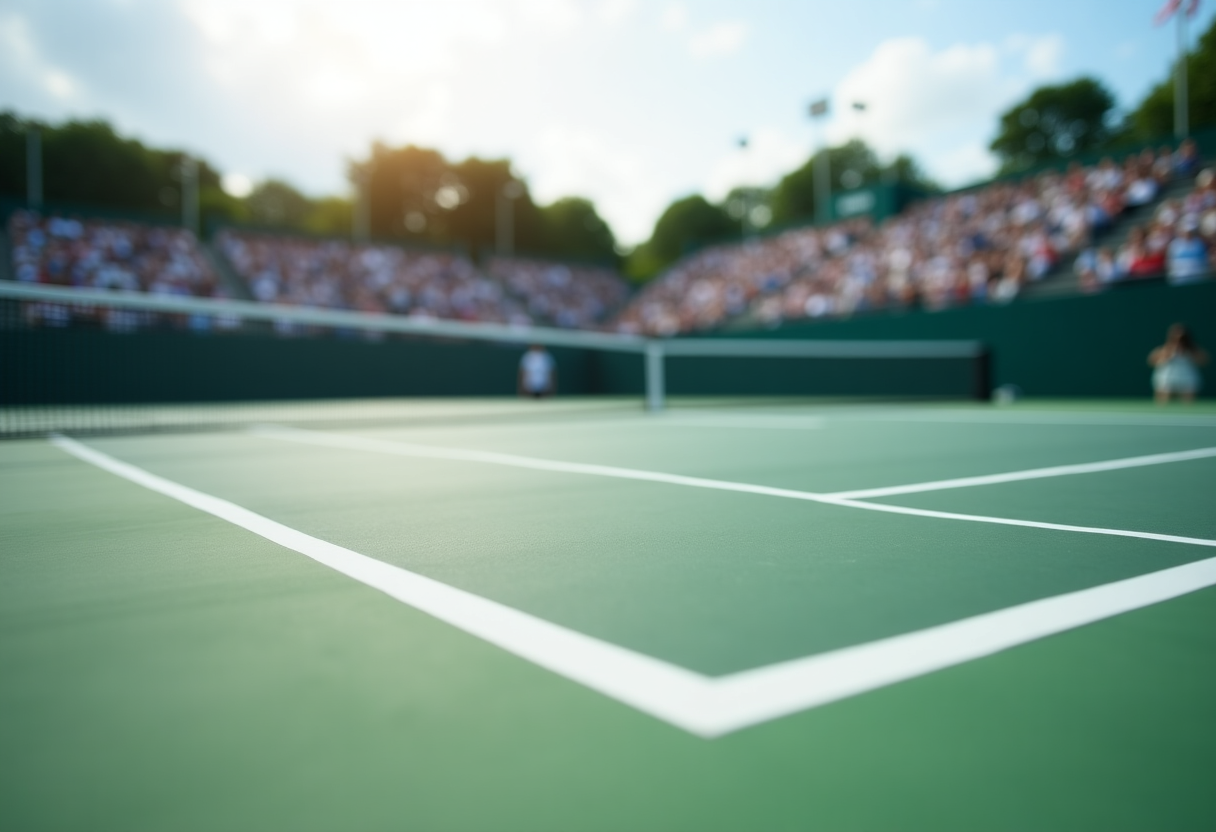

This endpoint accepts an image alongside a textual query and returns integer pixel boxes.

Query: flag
[1156,0,1181,24]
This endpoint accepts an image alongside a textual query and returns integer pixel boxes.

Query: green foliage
[0,111,241,228]
[303,197,353,237]
[445,156,543,253]
[539,197,618,264]
[245,179,313,228]
[351,143,447,241]
[989,77,1119,173]
[624,195,734,282]
[769,140,937,226]
[1129,15,1216,138]
[349,142,617,261]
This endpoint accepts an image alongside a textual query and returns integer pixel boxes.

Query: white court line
[827,446,1216,499]
[253,426,1216,549]
[849,411,1216,428]
[660,415,824,430]
[50,435,1216,737]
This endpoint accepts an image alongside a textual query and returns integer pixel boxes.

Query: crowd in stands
[6,210,227,330]
[614,140,1210,336]
[1075,154,1215,289]
[613,222,866,336]
[486,256,629,329]
[216,230,530,326]
[6,141,1209,339]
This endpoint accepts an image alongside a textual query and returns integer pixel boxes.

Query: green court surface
[2,398,1215,831]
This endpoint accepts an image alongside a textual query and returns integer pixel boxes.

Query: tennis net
[0,282,989,437]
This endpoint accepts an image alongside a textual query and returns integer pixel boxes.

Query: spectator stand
[613,131,1216,338]
[1020,129,1215,298]
[4,202,230,333]
[483,252,631,330]
[214,227,531,330]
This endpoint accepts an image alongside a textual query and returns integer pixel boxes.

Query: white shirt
[520,350,555,392]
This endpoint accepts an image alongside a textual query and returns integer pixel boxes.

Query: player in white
[518,344,556,398]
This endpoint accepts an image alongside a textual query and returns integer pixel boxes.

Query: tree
[722,186,774,236]
[244,179,313,228]
[1129,14,1216,138]
[444,156,544,254]
[303,197,353,237]
[769,139,933,226]
[989,77,1119,173]
[351,143,449,241]
[539,197,618,264]
[0,112,240,228]
[624,195,734,281]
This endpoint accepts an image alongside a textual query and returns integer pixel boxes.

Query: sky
[1,0,1212,245]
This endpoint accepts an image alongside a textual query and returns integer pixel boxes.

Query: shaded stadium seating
[6,209,228,330]
[612,141,1211,335]
[485,255,629,329]
[216,230,530,325]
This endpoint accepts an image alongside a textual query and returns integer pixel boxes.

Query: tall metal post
[352,169,369,242]
[496,192,513,256]
[645,342,665,412]
[181,156,199,237]
[809,99,831,225]
[1175,11,1189,138]
[496,180,522,256]
[26,127,42,209]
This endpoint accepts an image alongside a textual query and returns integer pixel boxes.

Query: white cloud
[0,13,82,103]
[660,3,687,32]
[687,21,747,59]
[1005,32,1065,78]
[702,128,809,202]
[523,125,668,245]
[597,0,638,26]
[826,35,1067,187]
[43,69,76,99]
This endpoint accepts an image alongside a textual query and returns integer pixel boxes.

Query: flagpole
[1175,8,1189,138]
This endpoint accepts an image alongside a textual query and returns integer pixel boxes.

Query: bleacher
[215,230,532,326]
[5,209,230,331]
[485,255,629,329]
[4,140,1211,339]
[611,140,1214,336]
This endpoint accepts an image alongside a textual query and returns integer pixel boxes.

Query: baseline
[50,435,1216,738]
[252,426,1216,549]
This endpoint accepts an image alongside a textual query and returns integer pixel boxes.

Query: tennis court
[3,397,1215,830]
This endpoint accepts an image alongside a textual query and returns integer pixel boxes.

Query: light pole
[1175,8,1190,138]
[730,136,754,239]
[26,125,42,210]
[180,155,199,237]
[497,179,524,256]
[352,167,370,243]
[809,98,831,225]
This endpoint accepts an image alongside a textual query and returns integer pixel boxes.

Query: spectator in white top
[518,344,557,398]
[1167,224,1210,284]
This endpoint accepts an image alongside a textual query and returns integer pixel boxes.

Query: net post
[974,345,992,401]
[645,341,665,412]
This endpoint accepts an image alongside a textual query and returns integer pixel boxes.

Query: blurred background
[1,0,1213,415]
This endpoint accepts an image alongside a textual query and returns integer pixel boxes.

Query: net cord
[0,282,987,411]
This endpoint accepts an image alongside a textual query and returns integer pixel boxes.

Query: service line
[50,434,1216,737]
[826,446,1216,499]
[251,425,1216,549]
